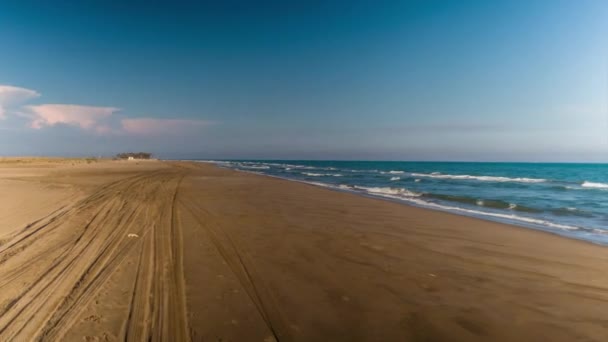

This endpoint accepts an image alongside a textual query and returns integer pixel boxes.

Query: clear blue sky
[0,0,606,161]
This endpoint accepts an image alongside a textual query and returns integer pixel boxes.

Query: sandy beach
[0,159,607,341]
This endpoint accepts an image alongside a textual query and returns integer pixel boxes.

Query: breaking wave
[410,172,546,183]
[581,181,608,189]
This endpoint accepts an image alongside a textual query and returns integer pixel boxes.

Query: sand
[0,159,607,341]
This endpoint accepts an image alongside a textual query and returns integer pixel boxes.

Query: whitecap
[581,181,608,189]
[240,165,270,170]
[410,172,546,183]
[353,186,421,198]
[390,197,583,232]
[302,172,343,177]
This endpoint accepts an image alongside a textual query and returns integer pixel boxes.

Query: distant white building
[128,156,135,161]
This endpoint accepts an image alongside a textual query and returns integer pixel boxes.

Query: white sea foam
[508,203,517,210]
[419,201,581,231]
[343,185,582,232]
[240,165,270,169]
[390,177,401,181]
[353,186,421,198]
[255,162,281,167]
[410,172,546,183]
[381,170,405,174]
[304,181,582,233]
[350,169,378,173]
[306,181,336,189]
[581,181,608,189]
[302,172,343,177]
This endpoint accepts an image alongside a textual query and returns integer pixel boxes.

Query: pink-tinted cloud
[23,105,211,136]
[0,85,40,119]
[121,118,211,136]
[25,104,119,132]
[0,84,212,136]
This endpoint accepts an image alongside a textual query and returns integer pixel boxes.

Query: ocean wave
[338,185,586,233]
[581,181,608,189]
[424,202,583,232]
[263,163,312,170]
[239,165,270,169]
[390,177,401,181]
[280,164,318,170]
[305,181,336,189]
[410,172,546,183]
[351,186,421,198]
[380,170,405,175]
[302,172,343,177]
[253,162,284,167]
[422,193,541,213]
[551,207,594,217]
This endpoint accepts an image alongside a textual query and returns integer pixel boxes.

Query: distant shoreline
[181,158,608,165]
[199,160,608,246]
[221,165,608,247]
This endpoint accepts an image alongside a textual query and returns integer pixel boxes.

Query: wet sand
[0,159,607,341]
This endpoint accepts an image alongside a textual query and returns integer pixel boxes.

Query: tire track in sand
[0,167,190,341]
[180,195,288,342]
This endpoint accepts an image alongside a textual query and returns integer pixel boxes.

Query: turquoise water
[207,161,608,245]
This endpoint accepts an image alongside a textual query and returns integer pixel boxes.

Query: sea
[200,160,608,245]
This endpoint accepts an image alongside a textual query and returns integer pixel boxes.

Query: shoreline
[204,161,607,248]
[181,162,608,341]
[1,159,607,341]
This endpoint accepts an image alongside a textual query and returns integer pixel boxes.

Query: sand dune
[0,160,607,341]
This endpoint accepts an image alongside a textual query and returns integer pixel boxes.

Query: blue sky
[0,0,606,161]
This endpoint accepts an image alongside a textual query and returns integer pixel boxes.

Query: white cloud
[0,85,40,119]
[0,84,212,137]
[25,104,120,133]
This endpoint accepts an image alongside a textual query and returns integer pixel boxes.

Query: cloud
[25,104,120,133]
[23,106,211,136]
[0,85,40,119]
[121,118,211,136]
[0,84,212,137]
